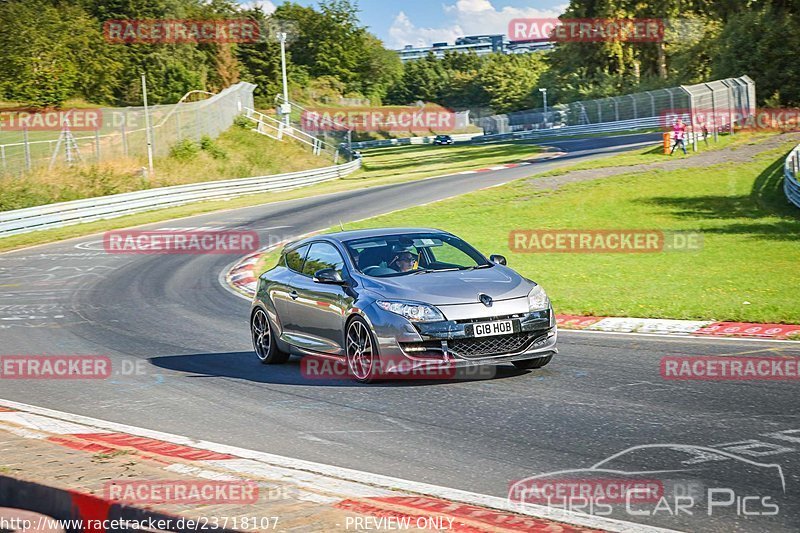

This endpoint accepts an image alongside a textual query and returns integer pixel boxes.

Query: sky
[240,0,568,49]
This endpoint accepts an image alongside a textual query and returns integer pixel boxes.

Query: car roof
[287,227,450,248]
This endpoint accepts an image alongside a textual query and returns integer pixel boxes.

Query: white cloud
[240,0,276,15]
[389,12,464,48]
[388,0,567,49]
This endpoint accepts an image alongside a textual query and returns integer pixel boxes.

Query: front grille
[447,332,536,359]
[455,313,522,324]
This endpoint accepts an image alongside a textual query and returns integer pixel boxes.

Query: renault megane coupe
[250,228,557,382]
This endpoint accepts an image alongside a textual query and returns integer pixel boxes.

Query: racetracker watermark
[662,109,800,131]
[103,230,259,254]
[104,480,259,504]
[509,230,702,253]
[0,109,101,131]
[104,19,261,44]
[0,355,121,379]
[508,18,664,42]
[509,478,664,505]
[300,105,456,133]
[300,357,496,381]
[661,356,800,381]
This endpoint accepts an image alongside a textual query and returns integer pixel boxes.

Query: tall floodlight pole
[279,32,291,128]
[142,74,155,179]
[539,89,547,120]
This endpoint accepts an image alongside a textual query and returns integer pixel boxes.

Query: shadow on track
[148,351,531,388]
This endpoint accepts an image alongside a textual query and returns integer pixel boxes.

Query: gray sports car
[250,228,557,382]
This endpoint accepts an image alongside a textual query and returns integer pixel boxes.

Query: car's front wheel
[512,355,552,370]
[345,316,379,383]
[251,308,289,364]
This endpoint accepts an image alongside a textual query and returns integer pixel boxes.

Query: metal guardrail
[0,159,361,237]
[349,133,482,150]
[473,116,663,143]
[784,144,800,209]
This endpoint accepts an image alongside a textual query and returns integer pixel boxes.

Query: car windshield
[344,232,490,277]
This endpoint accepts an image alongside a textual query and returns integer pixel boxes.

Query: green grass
[0,124,328,212]
[353,142,541,182]
[0,126,332,211]
[0,142,543,253]
[327,140,800,324]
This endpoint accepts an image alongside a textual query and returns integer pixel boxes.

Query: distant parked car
[433,134,454,145]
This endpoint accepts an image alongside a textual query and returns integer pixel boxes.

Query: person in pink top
[670,119,687,155]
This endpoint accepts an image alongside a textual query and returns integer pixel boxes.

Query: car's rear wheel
[512,355,552,370]
[346,317,379,383]
[251,308,289,364]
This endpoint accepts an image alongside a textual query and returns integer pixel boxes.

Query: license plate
[472,319,515,337]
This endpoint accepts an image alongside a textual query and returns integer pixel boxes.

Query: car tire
[345,316,380,383]
[512,355,552,370]
[251,307,289,364]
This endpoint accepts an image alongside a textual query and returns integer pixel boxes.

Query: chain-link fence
[0,82,255,176]
[480,76,756,135]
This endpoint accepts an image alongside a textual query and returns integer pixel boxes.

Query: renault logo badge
[479,294,493,307]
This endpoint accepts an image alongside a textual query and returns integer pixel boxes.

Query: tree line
[0,0,797,112]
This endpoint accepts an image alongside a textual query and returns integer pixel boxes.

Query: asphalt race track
[2,133,799,532]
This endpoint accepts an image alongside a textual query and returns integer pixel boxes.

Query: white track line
[0,399,680,533]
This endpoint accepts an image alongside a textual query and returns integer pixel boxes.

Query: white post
[279,32,291,128]
[142,74,155,179]
[539,88,548,126]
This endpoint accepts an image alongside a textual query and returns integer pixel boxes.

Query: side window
[285,244,309,273]
[302,242,345,277]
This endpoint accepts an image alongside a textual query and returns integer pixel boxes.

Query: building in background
[397,34,552,62]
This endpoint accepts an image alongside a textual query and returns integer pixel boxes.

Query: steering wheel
[361,266,383,275]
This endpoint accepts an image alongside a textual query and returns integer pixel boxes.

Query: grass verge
[288,139,799,324]
[0,124,326,211]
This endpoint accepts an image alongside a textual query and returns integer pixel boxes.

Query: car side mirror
[313,268,345,284]
[489,254,507,266]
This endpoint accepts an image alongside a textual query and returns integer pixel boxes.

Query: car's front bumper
[363,301,557,373]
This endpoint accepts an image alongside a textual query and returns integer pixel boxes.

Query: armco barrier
[472,116,663,143]
[0,159,361,237]
[348,133,481,150]
[784,144,800,209]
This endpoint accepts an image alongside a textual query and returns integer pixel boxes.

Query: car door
[272,244,308,337]
[287,241,350,355]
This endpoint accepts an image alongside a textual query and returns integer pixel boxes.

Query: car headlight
[376,300,444,322]
[527,285,550,311]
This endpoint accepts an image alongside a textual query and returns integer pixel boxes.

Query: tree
[479,54,547,113]
[0,0,121,107]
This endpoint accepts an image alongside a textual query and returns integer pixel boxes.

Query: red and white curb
[224,250,800,342]
[0,399,675,533]
[456,153,566,175]
[556,315,800,341]
[457,163,530,175]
